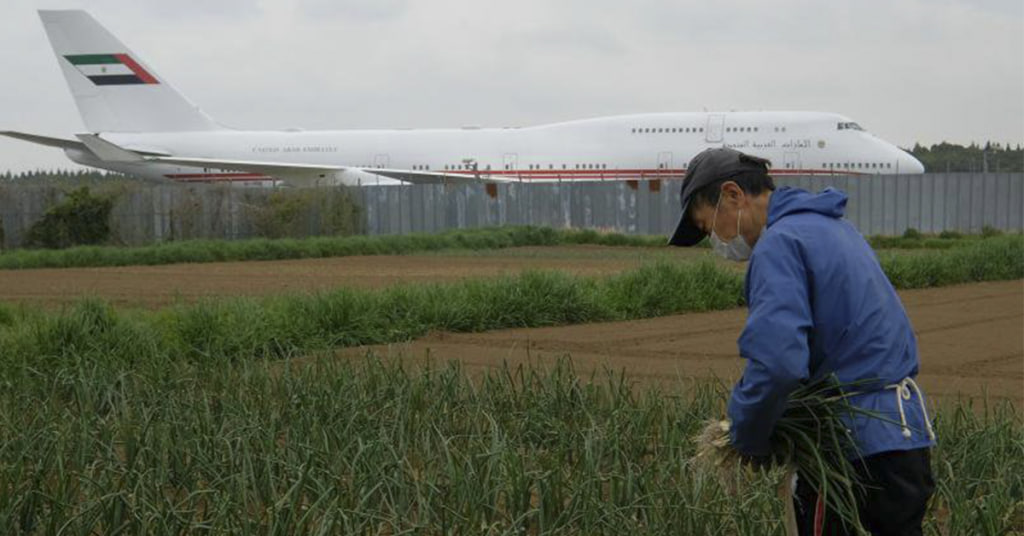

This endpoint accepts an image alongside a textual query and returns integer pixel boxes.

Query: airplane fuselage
[76,111,924,186]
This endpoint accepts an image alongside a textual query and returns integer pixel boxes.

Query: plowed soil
[0,246,706,308]
[337,280,1024,406]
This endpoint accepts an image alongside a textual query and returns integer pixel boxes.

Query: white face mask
[709,195,753,262]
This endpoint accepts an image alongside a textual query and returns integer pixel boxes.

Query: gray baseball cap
[667,148,771,247]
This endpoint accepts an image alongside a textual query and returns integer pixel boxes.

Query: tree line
[908,142,1022,173]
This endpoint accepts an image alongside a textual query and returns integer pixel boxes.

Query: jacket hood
[767,187,848,228]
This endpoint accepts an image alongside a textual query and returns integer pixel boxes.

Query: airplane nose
[896,150,925,174]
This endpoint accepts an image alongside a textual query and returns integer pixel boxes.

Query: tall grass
[0,355,1018,535]
[0,226,667,270]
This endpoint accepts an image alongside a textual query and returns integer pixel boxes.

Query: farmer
[669,147,935,535]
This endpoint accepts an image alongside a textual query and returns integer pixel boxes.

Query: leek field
[0,232,1020,534]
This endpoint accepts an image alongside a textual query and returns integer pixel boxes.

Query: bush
[938,230,963,240]
[23,186,115,249]
[981,225,1003,238]
[902,228,923,240]
[249,188,363,239]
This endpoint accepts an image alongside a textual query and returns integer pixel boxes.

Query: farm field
[1,240,1020,405]
[337,279,1024,406]
[0,245,712,308]
[0,235,1020,534]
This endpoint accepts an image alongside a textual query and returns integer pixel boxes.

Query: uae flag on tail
[64,54,159,86]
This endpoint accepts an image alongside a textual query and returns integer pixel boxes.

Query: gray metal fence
[0,173,1020,249]
[358,173,1024,237]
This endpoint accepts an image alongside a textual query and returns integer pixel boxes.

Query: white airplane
[2,10,925,187]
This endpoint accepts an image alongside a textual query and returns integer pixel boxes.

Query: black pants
[793,448,934,536]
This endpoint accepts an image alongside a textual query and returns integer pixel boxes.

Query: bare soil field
[0,246,708,308]
[338,280,1024,406]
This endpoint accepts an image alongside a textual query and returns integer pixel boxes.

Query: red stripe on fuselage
[115,54,158,84]
[434,168,866,180]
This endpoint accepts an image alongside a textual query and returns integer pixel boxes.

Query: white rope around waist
[885,377,935,441]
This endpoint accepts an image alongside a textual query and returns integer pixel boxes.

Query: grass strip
[0,224,1004,270]
[0,355,1018,534]
[0,226,667,270]
[879,234,1024,288]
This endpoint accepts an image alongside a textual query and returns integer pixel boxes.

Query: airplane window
[754,127,759,132]
[563,164,567,169]
[747,127,752,132]
[700,128,704,132]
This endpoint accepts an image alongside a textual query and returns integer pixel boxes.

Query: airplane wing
[149,156,504,186]
[3,130,505,186]
[361,168,506,185]
[147,156,344,187]
[0,130,87,150]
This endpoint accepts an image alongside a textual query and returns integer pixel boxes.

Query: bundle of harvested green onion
[693,375,878,535]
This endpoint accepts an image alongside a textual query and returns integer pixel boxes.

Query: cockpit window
[837,122,864,131]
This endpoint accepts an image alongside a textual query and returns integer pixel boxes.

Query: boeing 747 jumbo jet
[2,10,925,186]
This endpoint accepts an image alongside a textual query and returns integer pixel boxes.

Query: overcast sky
[1,0,1021,172]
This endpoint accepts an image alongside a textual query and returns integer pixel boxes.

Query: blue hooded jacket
[728,187,936,458]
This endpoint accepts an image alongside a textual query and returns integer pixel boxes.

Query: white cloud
[297,0,410,22]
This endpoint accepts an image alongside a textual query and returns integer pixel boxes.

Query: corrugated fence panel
[0,173,1021,248]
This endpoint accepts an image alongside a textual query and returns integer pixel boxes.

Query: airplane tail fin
[38,10,222,133]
